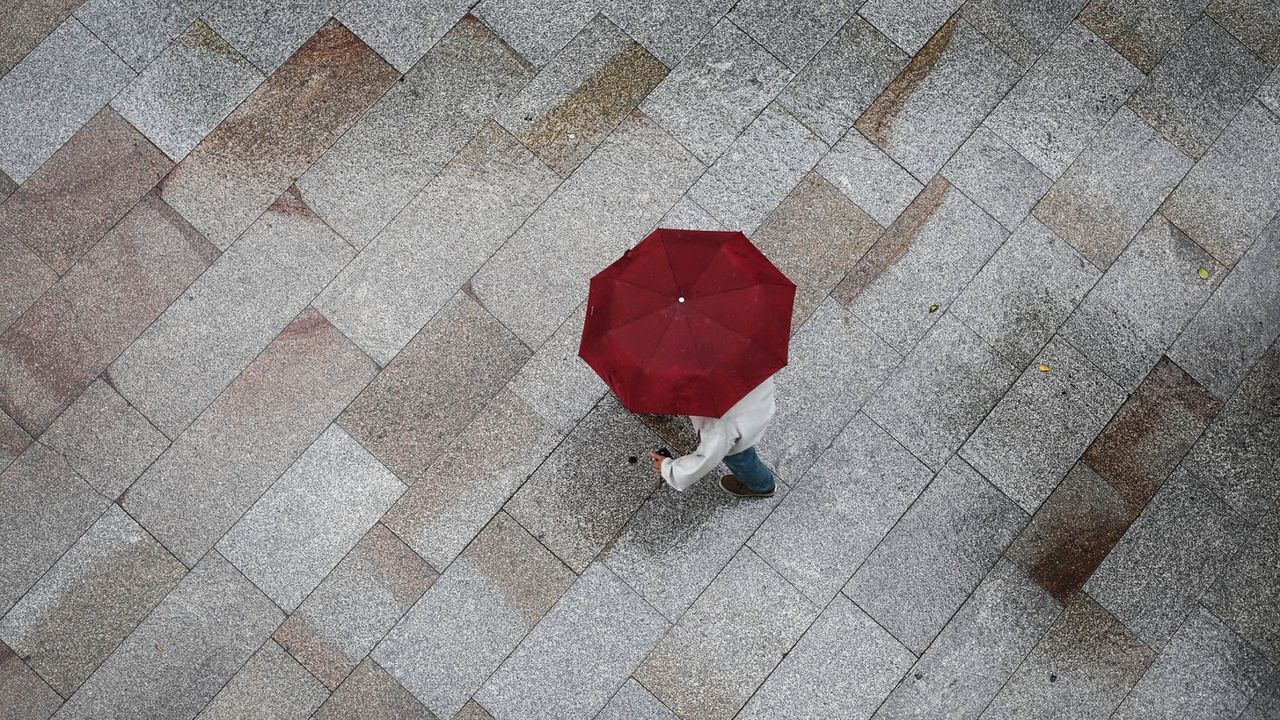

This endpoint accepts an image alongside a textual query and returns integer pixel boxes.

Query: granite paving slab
[598,679,677,720]
[111,20,265,163]
[108,190,352,438]
[195,639,329,720]
[728,0,860,71]
[600,0,732,68]
[505,302,609,433]
[0,641,63,720]
[1201,496,1280,664]
[375,512,576,718]
[1207,0,1280,66]
[297,17,533,248]
[816,127,922,227]
[160,20,396,249]
[312,657,432,720]
[472,0,598,66]
[338,0,472,73]
[122,309,377,566]
[960,0,1088,68]
[859,0,965,55]
[1079,0,1209,72]
[51,551,283,720]
[201,0,344,74]
[0,0,82,76]
[0,192,218,437]
[939,125,1052,232]
[0,106,173,274]
[0,410,31,475]
[75,0,207,72]
[0,235,57,335]
[0,17,134,184]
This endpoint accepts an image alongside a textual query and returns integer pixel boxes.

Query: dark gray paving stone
[940,125,1053,231]
[859,0,965,55]
[76,0,206,71]
[960,0,1088,68]
[728,0,860,70]
[0,409,31,475]
[1241,675,1280,720]
[52,552,283,720]
[1080,0,1208,72]
[816,127,923,227]
[473,0,598,66]
[845,457,1027,653]
[477,563,668,720]
[597,679,677,720]
[634,549,819,720]
[1202,502,1280,665]
[750,413,934,604]
[1085,468,1251,650]
[1034,107,1193,270]
[196,639,329,720]
[338,0,472,73]
[740,595,913,719]
[201,0,344,73]
[312,657,432,720]
[985,21,1144,178]
[504,302,608,434]
[873,561,1062,720]
[601,0,734,68]
[1207,0,1280,66]
[0,640,63,720]
[864,314,1019,471]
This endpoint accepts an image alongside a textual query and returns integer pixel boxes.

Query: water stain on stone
[855,16,957,150]
[832,176,949,305]
[1079,0,1161,72]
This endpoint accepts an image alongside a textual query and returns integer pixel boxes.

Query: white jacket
[659,377,777,491]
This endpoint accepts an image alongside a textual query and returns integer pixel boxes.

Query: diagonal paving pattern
[1,2,1279,719]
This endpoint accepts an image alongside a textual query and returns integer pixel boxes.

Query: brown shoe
[720,474,776,498]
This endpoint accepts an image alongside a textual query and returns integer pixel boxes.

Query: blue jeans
[723,446,775,493]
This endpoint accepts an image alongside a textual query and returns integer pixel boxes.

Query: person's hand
[648,451,666,477]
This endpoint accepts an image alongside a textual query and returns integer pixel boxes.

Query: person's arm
[656,424,733,492]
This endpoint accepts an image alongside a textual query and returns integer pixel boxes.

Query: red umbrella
[579,228,796,417]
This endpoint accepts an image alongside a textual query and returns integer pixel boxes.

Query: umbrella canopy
[579,228,796,417]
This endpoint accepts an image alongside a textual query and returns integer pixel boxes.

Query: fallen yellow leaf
[1197,267,1210,280]
[1038,364,1051,372]
[928,303,939,313]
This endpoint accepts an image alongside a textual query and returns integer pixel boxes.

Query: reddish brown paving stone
[313,658,432,720]
[0,0,81,72]
[0,168,15,202]
[0,234,58,335]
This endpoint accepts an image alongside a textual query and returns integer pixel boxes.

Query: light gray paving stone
[776,15,908,145]
[473,0,598,66]
[854,16,1022,181]
[1111,606,1271,720]
[1258,66,1280,115]
[845,457,1028,652]
[950,217,1098,367]
[0,505,185,696]
[375,513,576,718]
[960,0,1088,68]
[688,104,826,234]
[0,233,58,336]
[816,128,922,227]
[656,196,724,232]
[476,563,668,720]
[1079,0,1209,72]
[1085,468,1251,650]
[750,413,933,604]
[1034,107,1193,270]
[111,20,265,162]
[312,657,432,720]
[39,380,169,500]
[1202,501,1280,665]
[960,337,1127,513]
[1061,214,1225,391]
[0,444,108,615]
[740,595,913,720]
[470,111,703,347]
[196,639,329,720]
[728,0,860,71]
[52,551,283,720]
[980,595,1153,720]
[1207,0,1280,66]
[1161,100,1280,266]
[598,679,677,720]
[338,0,472,73]
[313,123,558,365]
[122,309,377,567]
[755,300,902,485]
[201,0,344,73]
[639,19,792,164]
[218,426,406,611]
[985,21,1144,178]
[600,0,733,68]
[506,303,606,434]
[864,314,1019,470]
[0,18,134,183]
[296,17,534,248]
[75,0,207,71]
[873,560,1062,720]
[0,409,31,474]
[0,640,63,720]
[859,0,965,55]
[108,190,355,439]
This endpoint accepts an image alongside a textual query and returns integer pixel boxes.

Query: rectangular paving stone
[0,192,218,437]
[0,0,81,75]
[598,679,677,720]
[688,104,827,234]
[873,560,1062,720]
[981,595,1153,720]
[0,235,57,335]
[855,16,1022,181]
[1161,100,1280,266]
[375,513,576,718]
[960,0,1088,68]
[0,106,173,274]
[0,641,63,720]
[297,17,533,248]
[314,123,558,365]
[1207,0,1280,66]
[837,177,1009,352]
[473,0,598,66]
[477,562,668,720]
[728,0,860,71]
[1112,606,1271,720]
[52,551,283,720]
[338,0,472,73]
[160,20,396,249]
[938,125,1051,232]
[122,309,377,567]
[639,18,792,164]
[0,18,134,183]
[750,413,933,604]
[471,111,703,347]
[312,657,431,720]
[111,20,265,162]
[0,410,31,475]
[338,291,531,482]
[960,336,1127,513]
[1085,467,1251,649]
[859,0,965,55]
[864,314,1019,470]
[201,0,344,73]
[950,217,1098,367]
[505,302,609,433]
[816,127,922,227]
[75,0,206,71]
[1061,214,1224,391]
[601,0,732,68]
[739,596,912,720]
[1080,0,1207,72]
[274,524,437,690]
[845,457,1027,653]
[196,639,329,720]
[1034,107,1193,270]
[985,21,1144,178]
[495,14,667,178]
[504,395,661,573]
[1202,504,1280,665]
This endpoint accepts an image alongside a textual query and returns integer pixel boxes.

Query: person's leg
[722,446,776,494]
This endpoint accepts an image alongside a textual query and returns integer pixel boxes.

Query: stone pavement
[1,1,1279,718]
